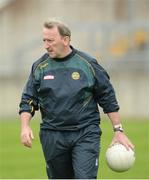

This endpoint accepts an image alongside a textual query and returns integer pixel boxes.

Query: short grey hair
[43,19,71,38]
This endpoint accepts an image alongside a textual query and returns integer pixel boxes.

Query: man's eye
[43,39,53,42]
[48,40,52,43]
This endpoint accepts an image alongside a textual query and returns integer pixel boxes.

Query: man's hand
[107,112,135,151]
[21,126,34,148]
[20,112,33,148]
[20,112,34,148]
[110,131,135,150]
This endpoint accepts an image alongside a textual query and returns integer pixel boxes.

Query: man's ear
[63,36,71,46]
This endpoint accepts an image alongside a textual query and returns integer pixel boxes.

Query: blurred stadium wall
[0,0,149,118]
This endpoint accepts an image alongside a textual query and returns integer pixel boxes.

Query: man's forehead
[43,26,60,35]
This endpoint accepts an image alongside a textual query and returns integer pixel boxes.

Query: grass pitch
[0,117,149,179]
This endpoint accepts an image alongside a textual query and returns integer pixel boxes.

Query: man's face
[43,27,69,58]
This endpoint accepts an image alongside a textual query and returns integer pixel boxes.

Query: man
[19,19,134,179]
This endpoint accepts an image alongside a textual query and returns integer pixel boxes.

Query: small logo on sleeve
[43,75,54,80]
[71,72,80,80]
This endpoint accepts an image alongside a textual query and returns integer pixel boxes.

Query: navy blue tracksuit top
[19,47,119,130]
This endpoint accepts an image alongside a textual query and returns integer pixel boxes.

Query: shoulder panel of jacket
[75,50,97,77]
[31,53,49,80]
[75,49,119,113]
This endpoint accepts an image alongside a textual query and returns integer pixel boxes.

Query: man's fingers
[120,138,135,151]
[30,131,34,140]
[127,142,135,151]
[109,139,118,147]
[23,141,32,148]
[21,134,32,148]
[20,127,35,148]
[110,140,134,151]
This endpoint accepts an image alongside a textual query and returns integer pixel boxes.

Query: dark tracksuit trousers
[39,124,102,179]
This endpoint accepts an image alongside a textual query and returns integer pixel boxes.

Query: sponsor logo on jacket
[43,75,54,80]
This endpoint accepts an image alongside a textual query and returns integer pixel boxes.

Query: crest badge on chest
[71,72,80,80]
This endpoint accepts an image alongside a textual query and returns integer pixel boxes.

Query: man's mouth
[48,49,53,53]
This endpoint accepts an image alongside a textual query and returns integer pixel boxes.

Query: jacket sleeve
[19,65,39,116]
[91,60,120,113]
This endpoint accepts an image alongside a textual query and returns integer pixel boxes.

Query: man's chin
[48,53,56,58]
[49,55,55,58]
[48,53,61,59]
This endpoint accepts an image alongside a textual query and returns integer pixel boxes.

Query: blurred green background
[0,117,149,179]
[0,0,149,179]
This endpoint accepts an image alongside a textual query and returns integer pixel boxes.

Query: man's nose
[44,41,50,49]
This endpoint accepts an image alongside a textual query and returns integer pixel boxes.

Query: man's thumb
[30,131,34,140]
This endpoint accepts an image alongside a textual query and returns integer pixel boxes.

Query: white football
[105,143,135,172]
